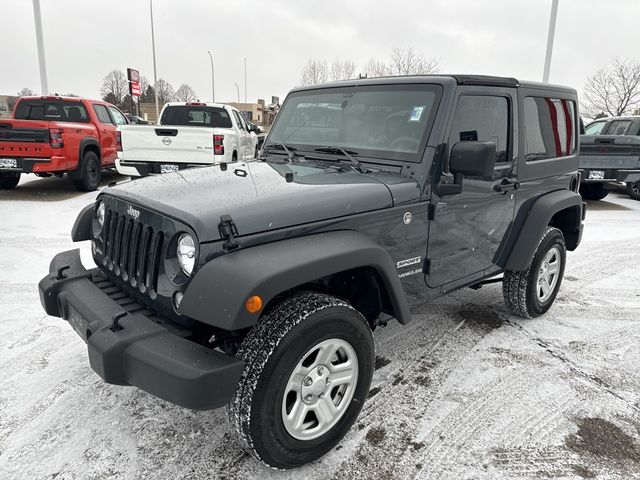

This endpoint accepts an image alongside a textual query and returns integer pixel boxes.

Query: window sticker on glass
[409,106,425,122]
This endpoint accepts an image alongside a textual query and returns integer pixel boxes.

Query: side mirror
[437,141,496,196]
[449,141,496,178]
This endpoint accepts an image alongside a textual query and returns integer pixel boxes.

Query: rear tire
[0,172,20,190]
[228,292,374,469]
[579,182,608,200]
[71,151,101,191]
[627,180,640,201]
[503,227,566,318]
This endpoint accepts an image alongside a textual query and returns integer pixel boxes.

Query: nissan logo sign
[162,137,172,145]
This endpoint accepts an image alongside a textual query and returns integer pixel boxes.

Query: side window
[233,110,246,131]
[524,97,576,161]
[108,106,128,126]
[449,95,509,163]
[602,119,632,136]
[93,104,112,124]
[584,120,606,135]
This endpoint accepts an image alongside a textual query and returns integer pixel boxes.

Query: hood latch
[219,214,239,251]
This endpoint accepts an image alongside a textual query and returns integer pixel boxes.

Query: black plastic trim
[38,249,244,410]
[496,190,583,271]
[71,203,94,242]
[179,230,412,329]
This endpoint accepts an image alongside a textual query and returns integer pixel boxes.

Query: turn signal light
[245,295,263,314]
[214,134,224,155]
[116,131,123,151]
[49,128,64,148]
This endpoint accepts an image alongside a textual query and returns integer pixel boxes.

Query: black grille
[102,208,164,295]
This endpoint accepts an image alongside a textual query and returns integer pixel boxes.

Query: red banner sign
[130,81,141,97]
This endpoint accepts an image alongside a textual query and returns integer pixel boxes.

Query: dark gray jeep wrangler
[39,75,585,468]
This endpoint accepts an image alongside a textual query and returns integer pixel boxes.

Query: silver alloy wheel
[281,338,359,441]
[536,246,562,303]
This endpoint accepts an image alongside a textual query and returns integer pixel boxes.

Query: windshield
[266,84,441,162]
[160,106,233,128]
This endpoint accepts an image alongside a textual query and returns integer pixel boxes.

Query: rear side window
[14,100,89,123]
[160,106,233,128]
[524,97,576,161]
[448,95,509,163]
[108,106,127,125]
[584,120,606,135]
[93,104,112,124]
[602,119,631,136]
[232,110,246,131]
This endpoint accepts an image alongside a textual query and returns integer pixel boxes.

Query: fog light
[173,291,184,311]
[245,295,263,314]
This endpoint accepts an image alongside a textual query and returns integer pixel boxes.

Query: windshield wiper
[263,142,303,162]
[314,146,366,173]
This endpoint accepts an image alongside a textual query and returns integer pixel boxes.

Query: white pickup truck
[116,102,259,176]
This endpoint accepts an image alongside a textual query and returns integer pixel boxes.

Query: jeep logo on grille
[127,205,140,219]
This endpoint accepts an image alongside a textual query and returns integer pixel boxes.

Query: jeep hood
[104,162,419,242]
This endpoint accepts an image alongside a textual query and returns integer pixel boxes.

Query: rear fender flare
[178,231,412,330]
[496,189,583,271]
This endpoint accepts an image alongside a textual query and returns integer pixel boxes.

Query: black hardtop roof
[290,74,576,95]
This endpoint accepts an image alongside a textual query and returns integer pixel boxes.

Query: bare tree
[155,78,175,105]
[362,58,390,78]
[330,59,357,81]
[389,47,439,75]
[581,58,640,118]
[300,59,329,86]
[174,84,198,102]
[63,93,79,97]
[100,70,128,105]
[16,87,36,97]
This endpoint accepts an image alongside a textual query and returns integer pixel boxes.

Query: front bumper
[38,249,244,410]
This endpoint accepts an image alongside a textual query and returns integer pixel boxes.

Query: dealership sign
[127,68,141,97]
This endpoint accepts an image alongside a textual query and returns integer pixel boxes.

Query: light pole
[150,0,159,120]
[234,82,240,105]
[32,0,48,95]
[542,0,559,83]
[208,51,215,103]
[244,57,247,104]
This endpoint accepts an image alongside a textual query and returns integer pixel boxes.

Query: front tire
[228,292,374,469]
[627,180,640,201]
[503,227,566,318]
[579,182,608,200]
[71,151,101,191]
[0,172,20,190]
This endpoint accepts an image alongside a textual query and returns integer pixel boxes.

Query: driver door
[426,87,518,287]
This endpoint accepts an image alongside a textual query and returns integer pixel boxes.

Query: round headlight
[96,201,105,228]
[92,201,106,238]
[177,233,195,276]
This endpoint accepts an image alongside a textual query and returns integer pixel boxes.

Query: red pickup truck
[0,95,128,191]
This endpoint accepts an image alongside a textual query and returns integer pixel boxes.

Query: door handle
[493,179,519,193]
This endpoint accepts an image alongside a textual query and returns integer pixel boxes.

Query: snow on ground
[1,174,639,480]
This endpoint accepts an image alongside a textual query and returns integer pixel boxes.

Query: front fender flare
[178,231,412,330]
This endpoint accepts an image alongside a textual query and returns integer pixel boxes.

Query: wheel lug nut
[303,376,313,386]
[317,366,324,375]
[326,377,331,384]
[304,394,313,402]
[318,393,325,399]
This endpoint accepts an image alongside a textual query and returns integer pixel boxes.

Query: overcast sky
[2,0,639,105]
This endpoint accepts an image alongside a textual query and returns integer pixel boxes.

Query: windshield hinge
[218,214,239,251]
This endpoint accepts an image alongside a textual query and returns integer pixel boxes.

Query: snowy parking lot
[1,174,639,480]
